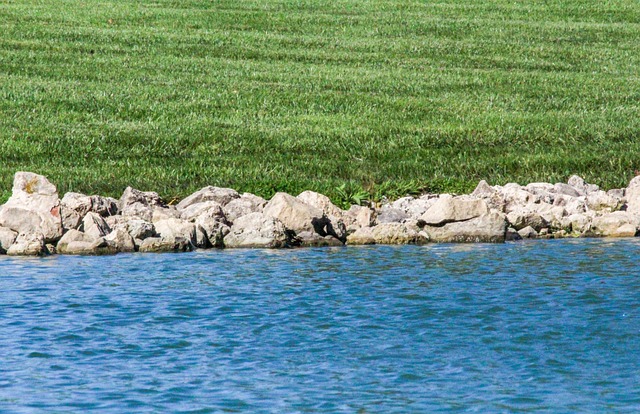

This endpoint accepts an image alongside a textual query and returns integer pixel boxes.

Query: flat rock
[423,212,507,243]
[138,237,194,253]
[420,195,489,225]
[347,222,428,245]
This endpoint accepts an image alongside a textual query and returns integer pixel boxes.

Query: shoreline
[0,172,639,256]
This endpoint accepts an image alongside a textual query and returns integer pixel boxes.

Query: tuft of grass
[1,0,640,206]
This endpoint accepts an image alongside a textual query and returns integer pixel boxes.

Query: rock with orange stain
[0,172,63,243]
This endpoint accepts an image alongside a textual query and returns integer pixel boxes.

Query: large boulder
[57,230,118,255]
[423,212,508,243]
[154,218,197,246]
[106,216,156,240]
[180,201,227,223]
[346,222,428,245]
[590,211,639,237]
[196,217,230,248]
[177,186,239,210]
[585,190,622,213]
[223,193,267,223]
[80,212,111,239]
[104,228,136,253]
[138,237,193,253]
[0,172,63,242]
[223,212,291,248]
[420,195,489,226]
[119,187,165,221]
[296,191,344,219]
[263,192,329,234]
[6,232,48,256]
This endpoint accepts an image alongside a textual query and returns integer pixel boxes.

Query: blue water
[1,239,640,413]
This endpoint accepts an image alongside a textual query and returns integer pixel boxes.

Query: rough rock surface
[1,172,639,254]
[176,186,239,210]
[423,212,508,243]
[263,192,328,234]
[420,195,489,225]
[224,212,291,248]
[223,194,267,223]
[7,232,48,256]
[347,222,428,245]
[0,227,18,254]
[0,172,63,242]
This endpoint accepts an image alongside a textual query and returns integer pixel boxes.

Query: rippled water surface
[1,239,640,412]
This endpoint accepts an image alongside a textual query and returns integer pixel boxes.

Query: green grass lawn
[2,0,640,206]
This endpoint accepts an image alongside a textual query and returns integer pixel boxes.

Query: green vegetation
[2,0,640,205]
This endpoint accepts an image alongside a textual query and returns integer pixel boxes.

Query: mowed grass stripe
[1,0,639,205]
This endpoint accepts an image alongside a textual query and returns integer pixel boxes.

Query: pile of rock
[0,171,638,256]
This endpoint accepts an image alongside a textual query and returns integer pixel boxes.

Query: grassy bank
[2,0,640,206]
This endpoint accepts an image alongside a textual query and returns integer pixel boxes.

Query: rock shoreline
[1,171,639,256]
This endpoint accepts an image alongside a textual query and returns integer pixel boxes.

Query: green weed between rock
[1,0,640,205]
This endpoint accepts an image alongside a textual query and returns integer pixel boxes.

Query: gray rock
[263,192,329,234]
[554,183,581,197]
[347,223,428,245]
[568,175,599,196]
[342,205,376,232]
[517,226,538,239]
[0,172,63,243]
[0,227,18,254]
[154,218,197,246]
[471,180,505,211]
[138,237,194,253]
[294,231,344,247]
[223,193,267,223]
[586,190,622,213]
[505,227,522,241]
[119,187,165,221]
[195,216,230,248]
[81,212,111,239]
[7,232,48,256]
[376,207,409,224]
[561,213,592,234]
[590,211,639,237]
[420,195,489,225]
[223,212,291,248]
[177,186,239,210]
[104,228,136,253]
[57,229,96,253]
[506,208,549,231]
[423,212,507,243]
[90,195,119,217]
[151,206,181,223]
[180,201,226,223]
[390,195,438,219]
[296,191,344,219]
